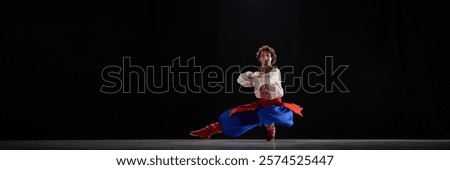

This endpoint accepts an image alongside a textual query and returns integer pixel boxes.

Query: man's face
[259,51,272,66]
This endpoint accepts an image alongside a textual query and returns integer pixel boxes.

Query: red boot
[265,125,276,141]
[190,122,222,139]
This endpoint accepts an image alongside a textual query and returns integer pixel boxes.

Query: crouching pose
[190,45,303,141]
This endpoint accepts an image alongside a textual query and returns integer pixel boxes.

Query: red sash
[229,97,303,117]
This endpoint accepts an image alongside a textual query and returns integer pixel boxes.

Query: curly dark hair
[256,45,277,65]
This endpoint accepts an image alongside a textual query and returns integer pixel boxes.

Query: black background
[1,0,449,140]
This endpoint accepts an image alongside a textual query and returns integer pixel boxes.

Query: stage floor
[1,139,449,150]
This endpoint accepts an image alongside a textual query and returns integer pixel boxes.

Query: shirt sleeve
[237,71,254,87]
[269,68,282,86]
[270,68,284,98]
[271,81,284,98]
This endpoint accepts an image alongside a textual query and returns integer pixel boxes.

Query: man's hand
[242,82,253,87]
[259,84,272,99]
[249,72,262,79]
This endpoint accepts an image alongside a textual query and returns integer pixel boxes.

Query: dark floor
[1,139,449,150]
